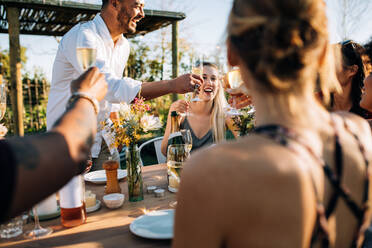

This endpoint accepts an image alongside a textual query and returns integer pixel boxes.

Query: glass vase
[126,144,144,202]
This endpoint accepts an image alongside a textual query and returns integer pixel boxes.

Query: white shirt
[47,14,141,158]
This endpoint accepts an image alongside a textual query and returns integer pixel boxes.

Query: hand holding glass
[224,69,245,116]
[187,57,204,102]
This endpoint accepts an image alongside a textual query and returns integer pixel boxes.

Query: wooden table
[0,164,175,248]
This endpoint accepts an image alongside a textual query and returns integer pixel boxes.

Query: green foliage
[232,106,255,136]
[0,45,48,135]
[0,46,27,79]
[126,37,198,140]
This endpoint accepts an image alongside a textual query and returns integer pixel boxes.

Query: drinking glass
[0,216,23,238]
[180,129,192,153]
[76,47,97,71]
[167,144,190,208]
[223,68,245,116]
[24,206,53,239]
[0,83,6,121]
[187,56,204,102]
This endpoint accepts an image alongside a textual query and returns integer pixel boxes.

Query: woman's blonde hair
[227,0,340,106]
[203,63,227,143]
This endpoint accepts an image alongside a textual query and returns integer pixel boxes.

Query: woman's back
[174,113,372,248]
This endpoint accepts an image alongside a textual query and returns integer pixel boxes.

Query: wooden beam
[171,21,179,102]
[7,7,24,136]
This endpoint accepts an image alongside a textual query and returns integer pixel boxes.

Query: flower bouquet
[110,98,162,202]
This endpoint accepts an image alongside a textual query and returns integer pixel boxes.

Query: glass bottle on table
[167,111,184,146]
[59,175,87,228]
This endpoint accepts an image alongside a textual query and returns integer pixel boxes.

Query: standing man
[47,0,202,170]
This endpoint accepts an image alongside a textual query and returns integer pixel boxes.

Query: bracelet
[67,92,100,115]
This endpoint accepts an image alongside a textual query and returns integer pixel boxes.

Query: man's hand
[169,74,204,94]
[70,67,107,101]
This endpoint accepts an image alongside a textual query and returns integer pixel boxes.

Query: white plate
[130,209,174,240]
[86,200,101,213]
[84,170,127,184]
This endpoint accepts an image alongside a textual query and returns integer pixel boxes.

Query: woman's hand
[228,93,252,109]
[170,100,189,115]
[70,67,108,102]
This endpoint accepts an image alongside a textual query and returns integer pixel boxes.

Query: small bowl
[103,193,125,209]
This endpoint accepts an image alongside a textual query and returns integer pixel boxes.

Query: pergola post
[7,7,24,136]
[171,21,179,102]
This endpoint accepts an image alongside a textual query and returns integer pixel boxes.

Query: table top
[0,164,175,248]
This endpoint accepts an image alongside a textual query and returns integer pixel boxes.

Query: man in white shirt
[47,0,202,170]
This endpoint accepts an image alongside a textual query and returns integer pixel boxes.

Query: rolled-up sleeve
[104,76,141,104]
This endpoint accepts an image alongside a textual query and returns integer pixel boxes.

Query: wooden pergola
[0,0,185,135]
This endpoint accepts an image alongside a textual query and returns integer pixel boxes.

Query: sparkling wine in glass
[167,144,190,208]
[25,206,53,239]
[224,69,244,116]
[187,56,204,102]
[0,83,6,121]
[180,129,192,153]
[76,47,97,71]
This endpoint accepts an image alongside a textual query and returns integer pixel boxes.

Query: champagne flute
[180,129,192,153]
[167,144,190,208]
[187,56,204,102]
[25,206,53,239]
[0,83,6,121]
[224,68,245,116]
[76,47,97,71]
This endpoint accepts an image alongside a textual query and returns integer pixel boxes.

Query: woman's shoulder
[180,136,315,221]
[184,135,307,184]
[333,111,372,150]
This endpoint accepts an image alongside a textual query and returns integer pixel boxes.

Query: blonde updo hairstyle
[228,0,340,112]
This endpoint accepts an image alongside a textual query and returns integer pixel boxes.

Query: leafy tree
[0,46,27,79]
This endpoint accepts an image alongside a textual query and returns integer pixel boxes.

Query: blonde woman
[173,0,372,247]
[161,62,238,156]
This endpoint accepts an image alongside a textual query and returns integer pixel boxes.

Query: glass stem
[32,207,42,230]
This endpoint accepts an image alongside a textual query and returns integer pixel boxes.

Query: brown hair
[227,0,339,101]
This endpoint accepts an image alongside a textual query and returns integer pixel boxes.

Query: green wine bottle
[168,111,184,145]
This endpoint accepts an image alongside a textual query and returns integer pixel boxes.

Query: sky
[0,0,371,81]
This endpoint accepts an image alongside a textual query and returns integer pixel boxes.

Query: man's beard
[117,6,136,34]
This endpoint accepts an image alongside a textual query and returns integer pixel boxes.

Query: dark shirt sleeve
[0,139,17,223]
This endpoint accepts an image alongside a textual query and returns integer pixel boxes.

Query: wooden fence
[3,76,49,134]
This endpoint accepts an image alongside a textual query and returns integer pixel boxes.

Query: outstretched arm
[6,67,107,219]
[140,74,203,101]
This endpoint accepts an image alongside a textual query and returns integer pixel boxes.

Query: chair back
[138,136,166,165]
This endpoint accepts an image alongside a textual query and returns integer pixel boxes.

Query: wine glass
[180,129,192,153]
[0,83,6,121]
[167,144,190,208]
[187,56,204,102]
[76,47,97,71]
[24,206,53,239]
[179,94,192,117]
[223,68,245,116]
